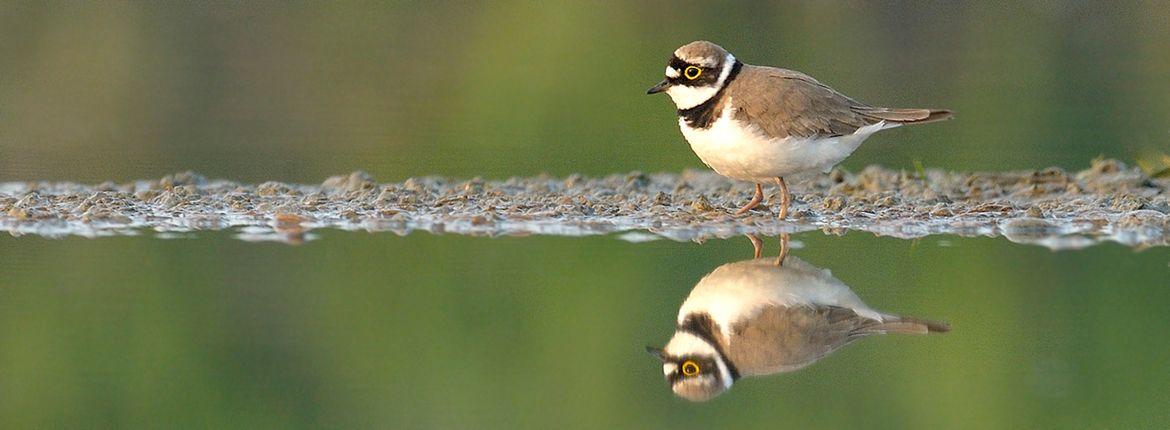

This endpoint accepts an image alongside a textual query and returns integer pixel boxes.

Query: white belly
[679,106,892,183]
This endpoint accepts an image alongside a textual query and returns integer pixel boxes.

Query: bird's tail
[854,106,954,125]
[862,316,951,335]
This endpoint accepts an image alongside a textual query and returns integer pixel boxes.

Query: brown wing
[725,304,949,377]
[727,65,953,139]
[727,66,872,139]
[725,305,878,376]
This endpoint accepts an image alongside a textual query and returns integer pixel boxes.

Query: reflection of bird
[647,41,952,219]
[647,256,949,401]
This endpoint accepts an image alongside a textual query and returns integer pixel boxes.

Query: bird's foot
[734,183,764,215]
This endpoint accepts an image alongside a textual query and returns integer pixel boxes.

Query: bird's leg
[775,177,789,220]
[734,183,764,215]
[746,234,763,259]
[776,233,790,266]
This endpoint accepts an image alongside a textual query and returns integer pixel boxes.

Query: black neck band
[678,313,741,380]
[677,60,743,130]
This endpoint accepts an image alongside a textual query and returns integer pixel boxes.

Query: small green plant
[1136,153,1170,179]
[912,159,927,179]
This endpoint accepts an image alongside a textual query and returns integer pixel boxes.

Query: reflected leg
[776,233,790,266]
[746,234,763,259]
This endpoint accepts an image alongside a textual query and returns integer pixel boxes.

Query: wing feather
[728,66,870,139]
[726,66,953,139]
[726,304,947,377]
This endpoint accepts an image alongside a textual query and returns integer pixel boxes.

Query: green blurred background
[3,2,1170,429]
[1,1,1167,183]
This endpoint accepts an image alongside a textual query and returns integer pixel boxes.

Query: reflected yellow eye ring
[684,66,702,80]
[681,360,700,376]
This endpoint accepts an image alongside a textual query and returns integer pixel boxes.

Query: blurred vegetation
[1,2,1168,183]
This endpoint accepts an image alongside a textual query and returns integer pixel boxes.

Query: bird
[646,253,949,402]
[647,41,953,219]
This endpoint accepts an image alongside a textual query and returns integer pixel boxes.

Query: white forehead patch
[665,66,680,78]
[662,362,678,377]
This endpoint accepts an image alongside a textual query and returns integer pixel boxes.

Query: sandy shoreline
[2,159,1168,248]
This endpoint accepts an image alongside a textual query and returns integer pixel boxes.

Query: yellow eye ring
[681,360,700,376]
[684,66,702,80]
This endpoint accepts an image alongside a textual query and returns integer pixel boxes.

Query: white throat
[665,53,737,110]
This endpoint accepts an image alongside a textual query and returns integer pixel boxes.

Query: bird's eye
[681,360,700,376]
[684,66,702,80]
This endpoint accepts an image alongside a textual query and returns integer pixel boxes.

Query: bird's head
[647,41,738,110]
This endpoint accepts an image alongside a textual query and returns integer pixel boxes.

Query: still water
[2,232,1167,428]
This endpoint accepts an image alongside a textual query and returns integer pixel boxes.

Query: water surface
[2,232,1166,428]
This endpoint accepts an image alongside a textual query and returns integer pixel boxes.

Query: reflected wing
[726,305,880,376]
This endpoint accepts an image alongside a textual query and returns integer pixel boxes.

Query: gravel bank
[2,159,1168,248]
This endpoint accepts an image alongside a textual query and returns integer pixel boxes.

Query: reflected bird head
[646,330,735,402]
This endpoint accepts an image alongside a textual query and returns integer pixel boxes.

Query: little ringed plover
[647,41,953,219]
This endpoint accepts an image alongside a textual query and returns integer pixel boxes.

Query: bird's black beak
[645,346,667,362]
[646,80,670,95]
